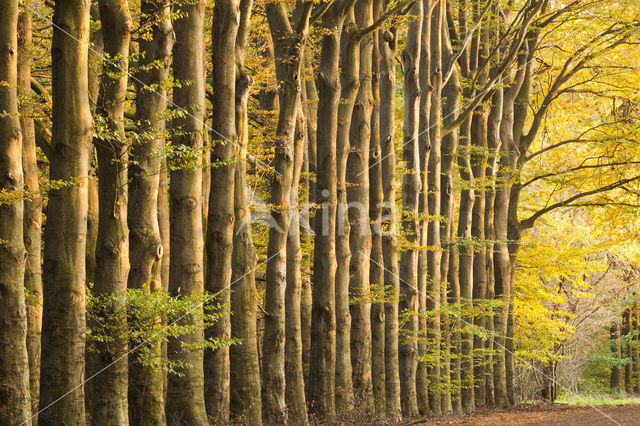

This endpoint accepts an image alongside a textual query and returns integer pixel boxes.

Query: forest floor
[411,403,640,425]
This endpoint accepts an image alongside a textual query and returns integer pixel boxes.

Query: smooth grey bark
[369,6,386,416]
[39,1,92,423]
[128,2,173,423]
[285,105,308,424]
[399,1,422,418]
[484,88,502,407]
[493,49,527,409]
[416,1,433,414]
[427,0,443,414]
[309,1,354,418]
[0,1,31,423]
[166,1,208,423]
[379,22,402,422]
[91,1,132,422]
[205,1,240,420]
[230,62,262,424]
[18,7,41,418]
[263,4,313,423]
[348,0,374,411]
[229,2,262,423]
[441,21,462,413]
[335,9,358,411]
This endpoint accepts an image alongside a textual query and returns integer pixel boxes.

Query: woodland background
[2,0,640,424]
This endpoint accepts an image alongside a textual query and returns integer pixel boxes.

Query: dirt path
[414,404,640,425]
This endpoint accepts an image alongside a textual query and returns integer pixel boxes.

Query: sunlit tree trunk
[18,6,41,417]
[493,50,527,409]
[285,105,309,424]
[369,5,386,416]
[348,0,374,411]
[379,20,402,422]
[427,0,443,414]
[262,4,312,423]
[0,1,31,423]
[229,2,262,423]
[39,1,92,423]
[166,1,208,423]
[441,22,462,413]
[128,2,173,423]
[399,1,422,418]
[205,1,240,419]
[91,2,132,422]
[309,1,354,417]
[335,8,358,411]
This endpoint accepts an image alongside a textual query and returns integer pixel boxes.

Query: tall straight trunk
[206,1,240,419]
[229,2,261,423]
[470,104,489,408]
[92,2,132,423]
[0,1,31,423]
[457,117,475,411]
[304,54,318,205]
[128,1,173,423]
[379,21,402,422]
[18,7,41,417]
[484,88,502,407]
[166,2,208,423]
[427,0,443,414]
[348,0,374,411]
[230,65,262,424]
[493,54,526,409]
[263,4,312,423]
[335,10,358,411]
[399,1,422,418]
[441,26,461,414]
[369,7,386,417]
[159,155,170,400]
[39,2,92,423]
[309,1,354,417]
[416,1,432,414]
[285,105,308,424]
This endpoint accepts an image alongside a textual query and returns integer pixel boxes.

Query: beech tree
[0,1,31,423]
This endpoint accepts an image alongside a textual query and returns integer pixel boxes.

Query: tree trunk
[128,2,173,423]
[399,1,422,418]
[335,10,358,412]
[205,1,240,419]
[493,53,526,409]
[441,23,462,413]
[369,7,386,417]
[416,1,432,414]
[309,2,353,417]
[39,2,92,423]
[348,0,374,412]
[610,320,623,391]
[228,3,262,423]
[230,64,262,424]
[285,104,309,425]
[379,21,402,422]
[0,1,31,423]
[166,2,208,423]
[484,88,502,407]
[18,7,41,418]
[263,4,312,423]
[91,2,132,423]
[427,0,443,414]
